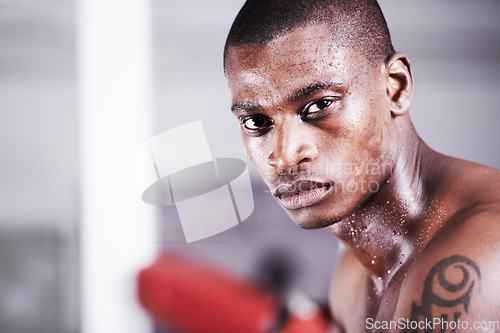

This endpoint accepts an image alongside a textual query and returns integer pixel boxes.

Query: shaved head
[224,0,394,70]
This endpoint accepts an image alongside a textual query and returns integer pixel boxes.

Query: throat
[330,208,415,292]
[328,139,444,290]
[329,142,452,293]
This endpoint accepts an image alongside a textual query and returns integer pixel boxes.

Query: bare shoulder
[440,158,500,207]
[393,183,500,329]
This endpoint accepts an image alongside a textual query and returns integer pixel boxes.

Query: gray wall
[0,0,79,332]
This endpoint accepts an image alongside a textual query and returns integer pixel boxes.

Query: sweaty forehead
[225,25,362,103]
[226,25,339,73]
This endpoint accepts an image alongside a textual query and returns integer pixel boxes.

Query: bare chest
[332,273,407,333]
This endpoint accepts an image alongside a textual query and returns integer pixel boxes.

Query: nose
[267,119,318,170]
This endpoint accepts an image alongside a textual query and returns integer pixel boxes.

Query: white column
[78,0,156,332]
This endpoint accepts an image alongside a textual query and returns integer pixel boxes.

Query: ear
[385,52,414,116]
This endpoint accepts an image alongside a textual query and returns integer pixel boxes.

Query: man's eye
[241,115,273,131]
[304,99,333,114]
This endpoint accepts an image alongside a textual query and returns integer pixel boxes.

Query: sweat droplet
[378,276,382,281]
[371,259,375,264]
[387,270,391,274]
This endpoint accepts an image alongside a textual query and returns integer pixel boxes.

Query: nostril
[267,147,317,169]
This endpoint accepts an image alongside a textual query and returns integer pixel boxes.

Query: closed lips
[274,180,332,197]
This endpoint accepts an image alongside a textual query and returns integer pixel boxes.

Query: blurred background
[0,0,499,332]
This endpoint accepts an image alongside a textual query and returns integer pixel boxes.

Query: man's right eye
[241,115,273,132]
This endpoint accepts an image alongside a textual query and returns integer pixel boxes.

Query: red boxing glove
[137,254,279,333]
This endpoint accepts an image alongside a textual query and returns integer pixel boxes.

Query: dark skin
[226,24,500,332]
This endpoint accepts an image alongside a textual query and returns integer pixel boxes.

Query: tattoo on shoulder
[403,255,481,333]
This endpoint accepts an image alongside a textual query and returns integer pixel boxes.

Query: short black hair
[224,0,395,70]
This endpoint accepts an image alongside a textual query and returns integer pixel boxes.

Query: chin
[286,206,340,230]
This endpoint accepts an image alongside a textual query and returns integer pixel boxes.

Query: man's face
[225,24,399,229]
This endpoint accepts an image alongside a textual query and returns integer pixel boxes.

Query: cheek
[242,136,271,174]
[348,84,390,144]
[349,102,395,182]
[318,95,392,178]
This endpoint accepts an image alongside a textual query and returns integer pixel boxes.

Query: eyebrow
[231,101,262,113]
[231,81,344,113]
[288,81,344,102]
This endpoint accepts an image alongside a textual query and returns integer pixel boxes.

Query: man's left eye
[303,99,333,115]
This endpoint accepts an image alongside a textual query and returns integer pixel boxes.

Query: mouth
[274,180,334,210]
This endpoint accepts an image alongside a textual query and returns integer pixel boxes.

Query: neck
[328,124,446,292]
